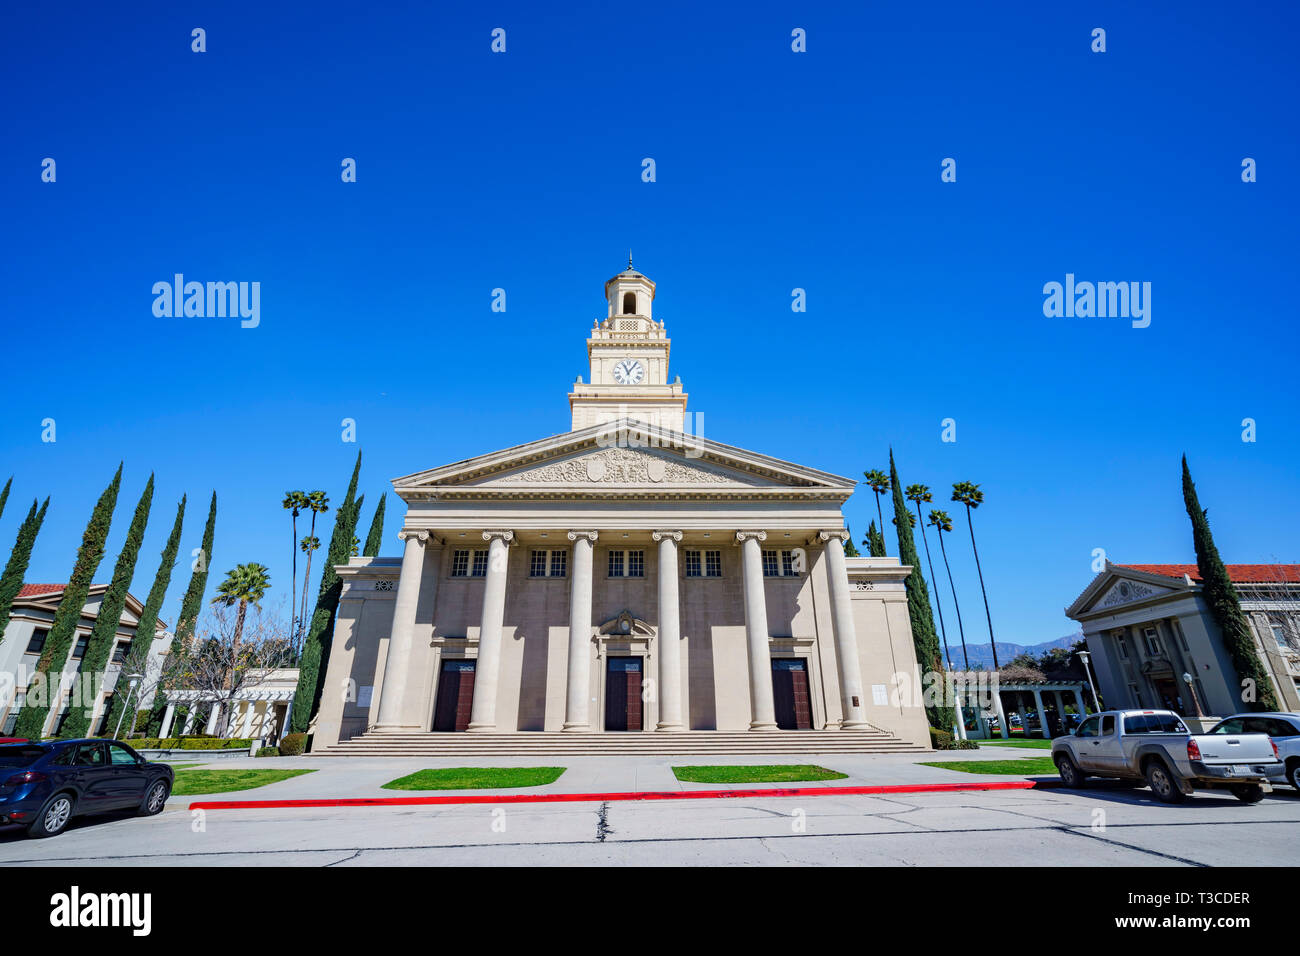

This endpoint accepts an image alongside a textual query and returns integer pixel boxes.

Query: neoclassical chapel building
[313,265,931,749]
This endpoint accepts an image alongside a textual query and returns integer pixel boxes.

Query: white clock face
[612,359,644,385]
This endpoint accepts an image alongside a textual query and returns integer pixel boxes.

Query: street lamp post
[1076,650,1101,712]
[112,673,145,740]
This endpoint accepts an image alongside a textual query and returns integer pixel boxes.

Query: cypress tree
[61,476,154,738]
[866,520,887,558]
[362,493,386,558]
[291,452,362,734]
[147,491,215,731]
[0,476,11,523]
[1182,456,1279,711]
[0,497,51,646]
[842,524,860,558]
[104,494,185,737]
[14,465,123,738]
[889,451,954,731]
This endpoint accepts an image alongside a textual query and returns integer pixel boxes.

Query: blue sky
[2,1,1297,648]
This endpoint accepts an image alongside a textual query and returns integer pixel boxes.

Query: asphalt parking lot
[2,778,1297,867]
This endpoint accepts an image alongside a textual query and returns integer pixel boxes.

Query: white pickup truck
[1051,709,1280,803]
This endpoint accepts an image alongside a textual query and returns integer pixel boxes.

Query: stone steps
[311,730,926,757]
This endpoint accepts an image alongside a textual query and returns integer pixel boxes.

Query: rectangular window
[705,550,722,577]
[1115,633,1129,659]
[627,550,644,577]
[451,550,470,577]
[1272,624,1289,649]
[471,550,489,577]
[25,629,48,654]
[685,550,702,577]
[608,550,625,577]
[529,550,567,578]
[71,635,89,659]
[763,549,799,577]
[110,642,130,665]
[1142,626,1162,656]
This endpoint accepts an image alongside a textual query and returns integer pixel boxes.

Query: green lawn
[920,756,1059,776]
[172,767,317,795]
[978,738,1053,749]
[382,767,566,791]
[672,764,848,784]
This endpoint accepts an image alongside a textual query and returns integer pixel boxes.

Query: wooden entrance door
[432,660,476,732]
[605,657,643,731]
[771,659,813,730]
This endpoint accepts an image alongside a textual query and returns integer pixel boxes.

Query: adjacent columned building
[313,265,930,747]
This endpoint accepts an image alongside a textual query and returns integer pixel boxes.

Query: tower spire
[628,250,633,271]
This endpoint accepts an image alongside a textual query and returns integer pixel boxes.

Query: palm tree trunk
[915,502,953,671]
[964,504,998,669]
[874,492,884,539]
[289,511,299,648]
[937,530,969,669]
[228,598,247,693]
[298,512,318,649]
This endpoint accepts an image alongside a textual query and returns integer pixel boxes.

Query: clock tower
[569,260,688,431]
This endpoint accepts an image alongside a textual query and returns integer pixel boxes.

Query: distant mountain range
[940,632,1083,670]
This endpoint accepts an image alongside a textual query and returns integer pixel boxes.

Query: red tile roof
[16,583,66,597]
[1118,564,1300,584]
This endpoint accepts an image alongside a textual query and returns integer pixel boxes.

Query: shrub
[255,746,278,758]
[279,732,307,756]
[929,727,952,749]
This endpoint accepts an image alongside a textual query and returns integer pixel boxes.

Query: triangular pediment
[393,420,854,499]
[1066,563,1192,618]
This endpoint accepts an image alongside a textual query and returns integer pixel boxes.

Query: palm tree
[952,480,998,669]
[862,469,889,551]
[906,484,952,670]
[297,535,321,651]
[282,491,309,643]
[928,509,970,670]
[296,491,329,645]
[211,561,271,673]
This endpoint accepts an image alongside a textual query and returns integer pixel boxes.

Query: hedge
[122,736,255,750]
[278,732,307,756]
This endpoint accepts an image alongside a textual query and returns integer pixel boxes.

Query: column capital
[651,530,683,542]
[397,529,430,544]
[481,530,515,543]
[734,530,767,544]
[816,529,850,543]
[566,530,599,543]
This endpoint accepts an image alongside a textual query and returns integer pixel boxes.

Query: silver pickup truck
[1052,709,1280,803]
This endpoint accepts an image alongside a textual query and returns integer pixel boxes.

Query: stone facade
[312,267,932,747]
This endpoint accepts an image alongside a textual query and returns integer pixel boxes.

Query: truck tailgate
[1193,733,1276,765]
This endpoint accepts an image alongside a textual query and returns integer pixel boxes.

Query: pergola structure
[964,680,1090,740]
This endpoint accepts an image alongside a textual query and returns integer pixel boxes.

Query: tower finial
[628,250,633,271]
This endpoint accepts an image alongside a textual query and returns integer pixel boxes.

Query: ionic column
[467,530,513,732]
[653,531,684,731]
[737,531,777,731]
[820,530,869,730]
[374,529,429,731]
[563,531,598,732]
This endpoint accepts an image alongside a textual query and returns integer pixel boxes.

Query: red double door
[433,660,476,732]
[605,657,643,731]
[771,659,813,730]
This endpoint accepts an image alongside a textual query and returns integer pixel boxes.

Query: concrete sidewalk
[163,747,1054,806]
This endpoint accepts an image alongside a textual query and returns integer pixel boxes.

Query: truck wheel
[1143,761,1185,804]
[1288,760,1300,791]
[1230,784,1264,804]
[1054,754,1086,788]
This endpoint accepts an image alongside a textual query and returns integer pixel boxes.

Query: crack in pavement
[595,802,612,842]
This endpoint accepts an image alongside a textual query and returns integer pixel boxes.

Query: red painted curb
[189,779,1036,811]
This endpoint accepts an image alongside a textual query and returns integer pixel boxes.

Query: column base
[466,722,499,733]
[748,720,779,731]
[655,722,685,732]
[840,720,872,731]
[371,723,423,733]
[561,722,590,733]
